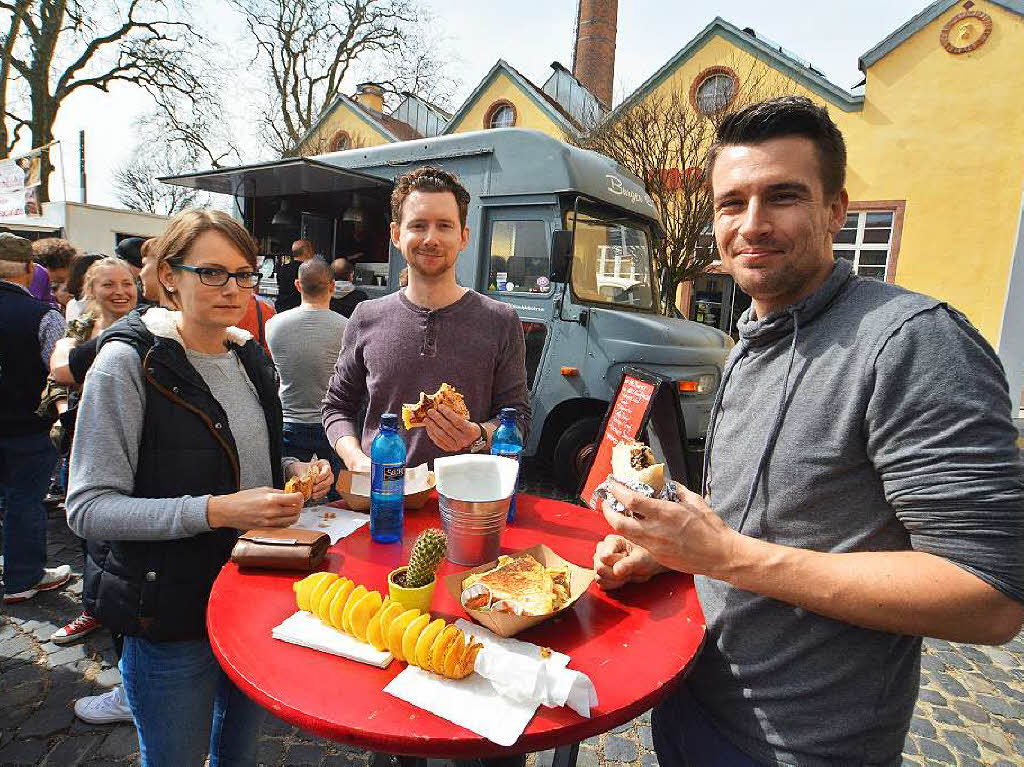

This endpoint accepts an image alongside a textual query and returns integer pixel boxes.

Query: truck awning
[158,158,392,197]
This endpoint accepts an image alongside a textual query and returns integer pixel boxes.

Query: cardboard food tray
[335,470,435,512]
[444,544,596,638]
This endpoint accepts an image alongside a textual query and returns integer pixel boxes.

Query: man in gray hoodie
[595,97,1024,765]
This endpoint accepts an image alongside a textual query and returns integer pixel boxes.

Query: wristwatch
[469,422,488,453]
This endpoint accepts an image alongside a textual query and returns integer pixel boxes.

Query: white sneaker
[74,685,134,724]
[3,565,72,603]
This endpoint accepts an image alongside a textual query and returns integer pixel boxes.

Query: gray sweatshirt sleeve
[486,306,532,439]
[865,305,1024,602]
[65,341,213,541]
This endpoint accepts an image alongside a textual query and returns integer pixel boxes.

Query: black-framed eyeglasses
[171,263,261,288]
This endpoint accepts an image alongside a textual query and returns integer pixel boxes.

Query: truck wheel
[552,416,602,492]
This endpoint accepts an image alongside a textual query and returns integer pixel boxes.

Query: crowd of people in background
[0,220,371,743]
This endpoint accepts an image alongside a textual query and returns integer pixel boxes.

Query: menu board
[578,367,692,509]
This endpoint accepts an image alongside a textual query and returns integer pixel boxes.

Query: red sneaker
[51,613,102,645]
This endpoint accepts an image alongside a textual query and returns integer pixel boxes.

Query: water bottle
[370,413,405,543]
[490,407,523,522]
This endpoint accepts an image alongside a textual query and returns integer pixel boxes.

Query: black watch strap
[470,422,487,452]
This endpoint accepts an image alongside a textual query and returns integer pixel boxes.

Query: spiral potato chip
[292,572,486,680]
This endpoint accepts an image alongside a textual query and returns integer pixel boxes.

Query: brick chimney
[353,82,384,113]
[571,0,618,109]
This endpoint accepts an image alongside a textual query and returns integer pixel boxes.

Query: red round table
[207,494,706,759]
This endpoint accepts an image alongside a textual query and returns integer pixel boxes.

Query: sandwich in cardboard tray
[461,554,571,617]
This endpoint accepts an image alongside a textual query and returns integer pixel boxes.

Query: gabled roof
[441,59,580,135]
[608,17,864,124]
[297,93,421,151]
[859,0,1024,71]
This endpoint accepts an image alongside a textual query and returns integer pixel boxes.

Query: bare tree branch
[231,0,450,156]
[571,58,791,313]
[0,0,204,199]
[114,142,201,215]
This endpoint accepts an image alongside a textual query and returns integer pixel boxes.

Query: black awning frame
[158,158,392,198]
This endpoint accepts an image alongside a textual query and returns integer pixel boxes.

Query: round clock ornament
[940,9,993,54]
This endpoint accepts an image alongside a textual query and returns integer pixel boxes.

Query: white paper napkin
[288,506,368,544]
[383,620,598,746]
[350,463,431,496]
[271,611,393,668]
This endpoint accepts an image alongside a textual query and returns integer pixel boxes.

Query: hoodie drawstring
[704,309,802,537]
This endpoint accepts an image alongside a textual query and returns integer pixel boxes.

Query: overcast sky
[39,0,924,207]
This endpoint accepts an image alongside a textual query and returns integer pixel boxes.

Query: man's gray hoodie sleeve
[65,341,213,540]
[865,305,1024,602]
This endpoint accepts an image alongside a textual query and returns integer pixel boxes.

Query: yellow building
[297,83,450,155]
[609,0,1024,355]
[442,60,591,139]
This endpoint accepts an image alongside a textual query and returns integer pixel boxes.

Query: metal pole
[79,129,87,204]
[55,140,67,202]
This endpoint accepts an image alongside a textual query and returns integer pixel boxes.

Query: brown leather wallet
[230,528,329,571]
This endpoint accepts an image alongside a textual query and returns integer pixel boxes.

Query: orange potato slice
[387,609,421,661]
[442,630,467,679]
[413,618,446,669]
[327,579,355,631]
[350,590,384,642]
[362,598,389,651]
[316,579,344,624]
[340,584,368,635]
[429,625,462,675]
[377,601,405,642]
[307,573,339,616]
[402,613,432,665]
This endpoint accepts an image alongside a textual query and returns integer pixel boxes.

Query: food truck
[161,129,733,489]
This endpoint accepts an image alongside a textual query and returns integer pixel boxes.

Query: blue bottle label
[383,465,404,482]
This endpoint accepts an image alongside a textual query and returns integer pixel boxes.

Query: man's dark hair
[66,253,104,299]
[298,258,334,297]
[115,236,146,269]
[706,96,847,199]
[391,166,470,229]
[32,237,77,270]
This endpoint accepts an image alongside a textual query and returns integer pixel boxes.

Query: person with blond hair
[67,209,333,765]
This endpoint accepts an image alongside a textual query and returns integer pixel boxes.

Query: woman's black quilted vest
[83,310,284,641]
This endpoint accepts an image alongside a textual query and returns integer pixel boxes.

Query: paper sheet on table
[383,619,597,746]
[272,611,392,668]
[288,506,367,544]
[349,463,430,496]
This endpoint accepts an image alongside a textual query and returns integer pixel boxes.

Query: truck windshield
[568,207,656,311]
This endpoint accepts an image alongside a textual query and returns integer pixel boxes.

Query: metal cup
[439,494,511,566]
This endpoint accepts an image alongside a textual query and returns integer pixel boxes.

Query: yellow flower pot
[388,566,436,613]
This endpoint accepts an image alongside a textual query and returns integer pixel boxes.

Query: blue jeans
[0,432,57,593]
[283,421,342,501]
[120,636,266,767]
[652,684,764,766]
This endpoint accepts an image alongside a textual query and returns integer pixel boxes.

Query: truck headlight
[677,374,716,395]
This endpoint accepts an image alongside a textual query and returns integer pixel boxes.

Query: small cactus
[405,528,447,588]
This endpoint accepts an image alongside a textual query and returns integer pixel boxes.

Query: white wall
[997,183,1024,417]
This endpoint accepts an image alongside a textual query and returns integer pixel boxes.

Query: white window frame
[833,209,896,280]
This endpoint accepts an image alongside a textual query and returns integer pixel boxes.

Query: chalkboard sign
[578,367,691,509]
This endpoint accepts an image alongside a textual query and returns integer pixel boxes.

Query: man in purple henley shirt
[323,166,530,470]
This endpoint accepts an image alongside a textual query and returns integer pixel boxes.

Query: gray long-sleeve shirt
[66,310,276,541]
[684,259,1024,766]
[323,289,530,468]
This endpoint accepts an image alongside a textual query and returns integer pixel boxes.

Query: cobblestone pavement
[2,461,1024,766]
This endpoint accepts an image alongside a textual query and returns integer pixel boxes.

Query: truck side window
[487,220,550,294]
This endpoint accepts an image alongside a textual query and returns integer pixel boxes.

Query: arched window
[484,101,517,129]
[690,67,738,115]
[328,130,351,151]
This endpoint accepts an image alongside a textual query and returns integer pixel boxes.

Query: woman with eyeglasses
[67,209,333,766]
